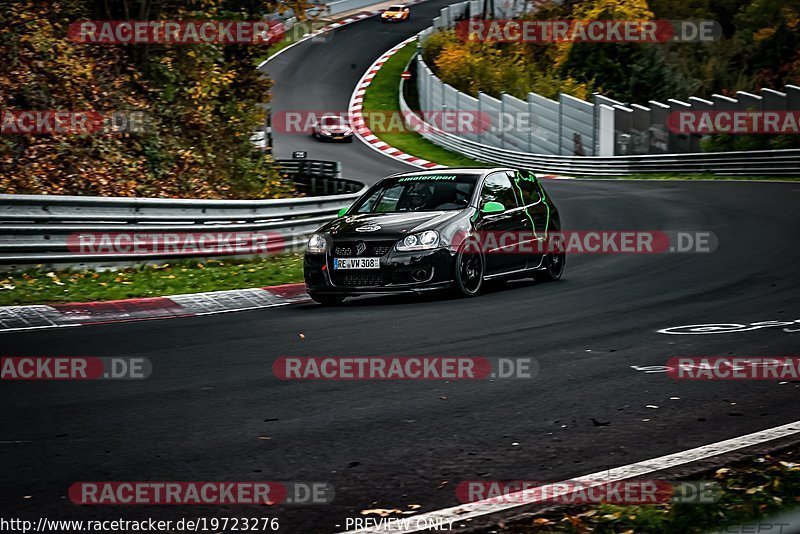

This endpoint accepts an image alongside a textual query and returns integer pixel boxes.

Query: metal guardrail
[400,60,800,175]
[0,161,368,271]
[275,159,364,195]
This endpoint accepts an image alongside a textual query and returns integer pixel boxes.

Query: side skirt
[482,255,547,281]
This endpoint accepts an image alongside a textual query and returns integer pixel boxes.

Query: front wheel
[452,241,484,297]
[539,253,565,282]
[309,293,345,306]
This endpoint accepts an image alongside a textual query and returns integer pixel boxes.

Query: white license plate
[333,257,380,270]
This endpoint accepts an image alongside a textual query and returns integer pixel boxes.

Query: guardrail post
[500,97,505,149]
[557,94,563,155]
[528,97,533,153]
[477,96,482,145]
[597,104,615,156]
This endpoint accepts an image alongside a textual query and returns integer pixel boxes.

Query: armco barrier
[0,162,367,271]
[400,74,800,175]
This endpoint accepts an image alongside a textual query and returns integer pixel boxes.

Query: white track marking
[339,419,800,533]
[0,323,80,335]
[257,13,375,68]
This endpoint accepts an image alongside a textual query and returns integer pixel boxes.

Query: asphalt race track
[261,0,458,183]
[2,5,800,534]
[2,179,799,532]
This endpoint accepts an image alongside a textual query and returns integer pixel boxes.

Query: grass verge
[0,254,304,306]
[473,444,800,533]
[361,41,486,168]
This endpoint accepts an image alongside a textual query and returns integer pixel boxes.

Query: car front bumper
[315,132,353,142]
[304,246,455,295]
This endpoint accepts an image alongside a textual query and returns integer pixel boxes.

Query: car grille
[333,240,395,257]
[332,273,385,287]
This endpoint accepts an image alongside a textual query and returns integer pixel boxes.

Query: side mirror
[337,207,348,218]
[481,201,505,215]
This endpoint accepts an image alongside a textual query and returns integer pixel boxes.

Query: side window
[480,172,519,209]
[508,171,542,206]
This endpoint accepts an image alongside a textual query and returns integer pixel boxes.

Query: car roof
[388,5,406,8]
[386,167,513,179]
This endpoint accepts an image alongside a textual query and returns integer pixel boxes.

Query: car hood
[322,125,351,133]
[323,211,459,238]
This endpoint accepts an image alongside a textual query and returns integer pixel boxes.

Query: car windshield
[387,6,404,11]
[353,174,478,213]
[321,116,344,126]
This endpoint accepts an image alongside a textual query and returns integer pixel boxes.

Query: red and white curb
[346,37,569,178]
[0,284,311,333]
[349,36,445,169]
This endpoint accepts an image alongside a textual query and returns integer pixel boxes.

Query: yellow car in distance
[380,5,410,22]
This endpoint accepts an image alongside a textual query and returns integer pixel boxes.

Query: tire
[452,240,484,297]
[539,252,565,282]
[309,293,345,306]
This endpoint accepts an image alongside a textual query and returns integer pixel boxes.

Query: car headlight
[307,233,327,254]
[396,230,439,251]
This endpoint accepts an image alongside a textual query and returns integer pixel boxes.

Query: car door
[474,171,528,274]
[508,170,549,268]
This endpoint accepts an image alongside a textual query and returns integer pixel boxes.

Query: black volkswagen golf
[303,167,564,305]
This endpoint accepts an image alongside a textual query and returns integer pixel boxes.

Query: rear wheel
[452,241,484,297]
[309,293,345,306]
[539,253,565,282]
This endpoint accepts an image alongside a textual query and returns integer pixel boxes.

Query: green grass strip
[0,254,304,306]
[361,42,487,168]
